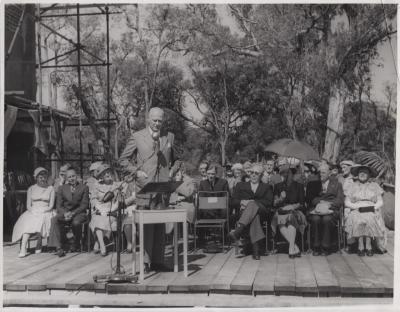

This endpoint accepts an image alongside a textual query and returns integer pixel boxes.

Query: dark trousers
[48,213,88,249]
[310,214,335,249]
[238,201,267,244]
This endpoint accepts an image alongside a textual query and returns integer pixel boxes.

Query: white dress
[12,185,55,242]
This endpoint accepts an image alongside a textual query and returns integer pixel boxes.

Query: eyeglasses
[304,170,310,173]
[249,171,261,175]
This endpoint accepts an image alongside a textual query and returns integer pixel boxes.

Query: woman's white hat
[34,167,48,179]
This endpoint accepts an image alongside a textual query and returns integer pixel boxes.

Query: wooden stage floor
[3,232,395,299]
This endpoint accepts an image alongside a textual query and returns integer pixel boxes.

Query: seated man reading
[229,163,274,260]
[48,168,89,257]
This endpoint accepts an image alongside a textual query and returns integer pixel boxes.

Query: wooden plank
[361,255,394,294]
[145,272,178,293]
[4,252,69,284]
[326,253,362,295]
[9,253,90,291]
[66,252,137,291]
[309,254,340,296]
[343,254,385,294]
[106,272,161,294]
[274,254,296,295]
[170,250,232,292]
[3,247,58,281]
[5,253,79,291]
[47,253,108,289]
[211,251,246,292]
[386,232,395,257]
[253,254,278,294]
[376,253,394,273]
[294,254,318,295]
[168,252,214,292]
[230,255,260,294]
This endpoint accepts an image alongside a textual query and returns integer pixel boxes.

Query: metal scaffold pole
[77,3,84,178]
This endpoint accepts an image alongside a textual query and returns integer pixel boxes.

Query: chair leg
[222,226,225,253]
[265,226,268,255]
[194,224,197,253]
[301,232,304,254]
[307,225,312,253]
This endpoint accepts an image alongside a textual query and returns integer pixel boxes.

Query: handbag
[359,206,375,213]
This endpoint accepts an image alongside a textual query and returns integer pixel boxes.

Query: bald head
[148,107,164,132]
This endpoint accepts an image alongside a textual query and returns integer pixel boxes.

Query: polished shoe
[229,224,245,243]
[101,251,108,257]
[312,249,321,256]
[320,249,329,256]
[289,254,295,259]
[357,249,365,257]
[366,249,374,257]
[151,263,170,272]
[57,248,66,257]
[18,251,28,258]
[252,242,260,260]
[70,244,81,253]
[144,263,150,274]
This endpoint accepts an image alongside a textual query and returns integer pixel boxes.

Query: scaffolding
[35,3,123,177]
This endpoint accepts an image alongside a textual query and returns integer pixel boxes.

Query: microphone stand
[93,183,138,284]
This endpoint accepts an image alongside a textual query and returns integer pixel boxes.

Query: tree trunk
[322,83,345,164]
[220,137,226,167]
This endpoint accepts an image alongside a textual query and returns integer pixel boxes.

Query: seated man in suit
[197,164,230,248]
[309,163,344,256]
[229,163,274,260]
[48,168,89,257]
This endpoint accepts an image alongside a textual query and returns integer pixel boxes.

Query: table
[130,209,188,281]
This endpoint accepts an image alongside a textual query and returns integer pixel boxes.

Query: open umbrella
[264,138,319,161]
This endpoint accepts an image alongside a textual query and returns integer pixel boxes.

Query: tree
[226,4,397,162]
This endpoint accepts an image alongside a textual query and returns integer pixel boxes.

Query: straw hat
[95,164,111,179]
[89,161,103,172]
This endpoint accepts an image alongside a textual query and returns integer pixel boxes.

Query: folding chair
[194,191,229,252]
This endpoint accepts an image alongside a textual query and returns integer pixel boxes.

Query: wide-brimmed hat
[34,167,48,179]
[340,160,355,167]
[89,161,103,172]
[350,164,377,178]
[95,164,111,178]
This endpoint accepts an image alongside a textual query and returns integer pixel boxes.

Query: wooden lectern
[129,181,188,281]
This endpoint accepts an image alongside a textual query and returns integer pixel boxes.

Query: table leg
[132,218,136,276]
[183,221,188,277]
[173,222,178,273]
[139,214,144,282]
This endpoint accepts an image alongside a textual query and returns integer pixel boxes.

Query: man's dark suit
[198,177,230,194]
[48,183,89,250]
[119,127,174,265]
[231,181,274,244]
[309,176,344,250]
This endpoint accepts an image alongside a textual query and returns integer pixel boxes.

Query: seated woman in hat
[12,167,55,257]
[89,164,120,256]
[271,164,306,258]
[344,165,386,256]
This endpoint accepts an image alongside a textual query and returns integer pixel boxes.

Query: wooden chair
[194,191,229,252]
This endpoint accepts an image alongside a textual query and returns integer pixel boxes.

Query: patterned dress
[89,181,120,234]
[344,181,386,246]
[12,185,55,242]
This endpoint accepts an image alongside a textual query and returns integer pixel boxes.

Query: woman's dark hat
[350,164,377,178]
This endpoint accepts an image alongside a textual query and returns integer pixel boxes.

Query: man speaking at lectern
[119,107,174,272]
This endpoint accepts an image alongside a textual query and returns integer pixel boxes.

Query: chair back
[195,191,229,226]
